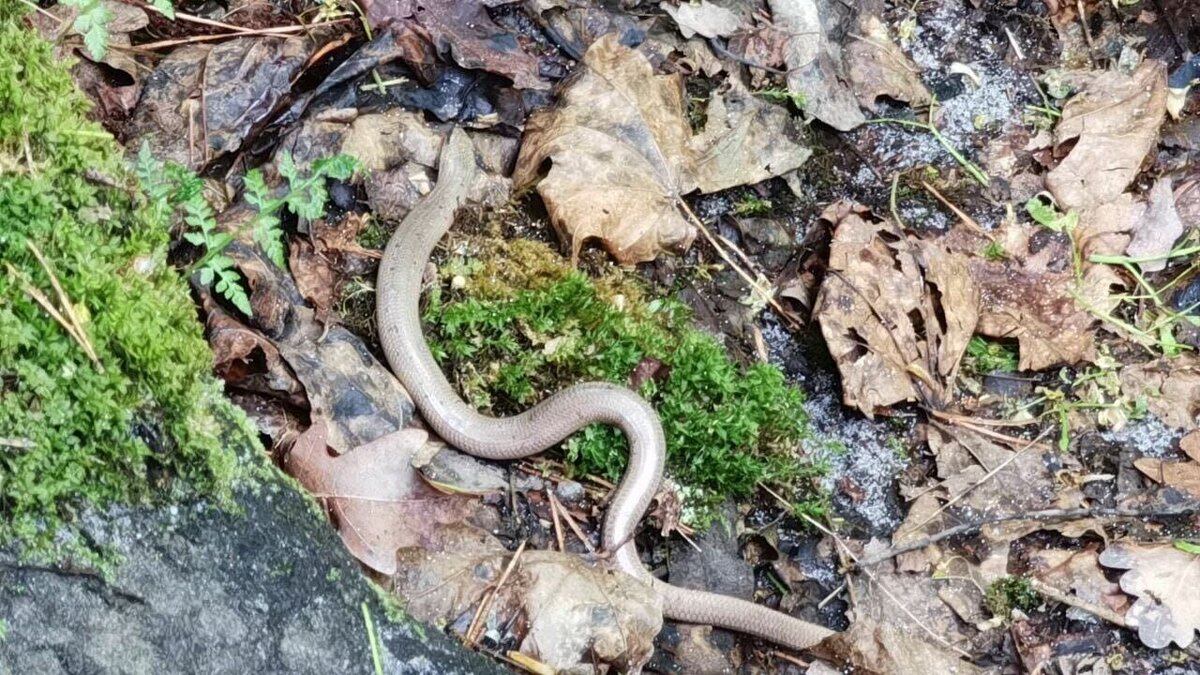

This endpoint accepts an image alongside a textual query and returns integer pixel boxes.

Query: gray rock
[0,472,501,675]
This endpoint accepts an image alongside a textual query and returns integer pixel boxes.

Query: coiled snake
[376,129,835,651]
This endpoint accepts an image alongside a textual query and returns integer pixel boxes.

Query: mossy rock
[0,4,253,558]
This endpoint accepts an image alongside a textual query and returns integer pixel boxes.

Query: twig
[1076,0,1096,63]
[557,500,598,554]
[797,513,974,659]
[678,200,800,330]
[546,488,566,553]
[706,37,786,74]
[856,502,1200,568]
[0,437,35,450]
[16,0,63,24]
[1027,578,1128,628]
[466,539,527,645]
[921,181,992,239]
[930,412,1054,452]
[927,409,1040,428]
[6,254,103,372]
[910,425,1053,531]
[769,651,812,669]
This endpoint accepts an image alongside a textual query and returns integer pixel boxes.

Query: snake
[376,128,835,652]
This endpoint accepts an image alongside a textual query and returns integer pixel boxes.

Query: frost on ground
[762,321,905,534]
[1101,418,1184,459]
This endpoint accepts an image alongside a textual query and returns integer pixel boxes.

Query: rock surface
[0,472,501,675]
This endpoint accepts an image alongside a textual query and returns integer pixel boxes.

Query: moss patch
[424,237,829,522]
[0,8,253,558]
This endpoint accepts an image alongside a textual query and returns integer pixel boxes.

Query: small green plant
[733,195,773,216]
[59,0,174,60]
[756,87,806,109]
[964,336,1019,374]
[871,96,991,188]
[981,239,1008,262]
[136,145,358,316]
[985,576,1040,618]
[1173,540,1200,555]
[423,239,829,519]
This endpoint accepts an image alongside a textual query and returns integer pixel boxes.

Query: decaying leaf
[663,0,742,39]
[813,202,978,415]
[515,35,809,264]
[285,423,477,575]
[125,38,311,167]
[1046,60,1168,213]
[844,4,930,112]
[767,0,866,131]
[1099,543,1200,649]
[1134,452,1200,498]
[394,540,663,672]
[365,0,548,90]
[1126,177,1186,273]
[967,222,1125,370]
[1119,356,1200,430]
[812,618,987,675]
[1028,548,1128,621]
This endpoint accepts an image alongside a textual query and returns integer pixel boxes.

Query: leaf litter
[70,0,1200,671]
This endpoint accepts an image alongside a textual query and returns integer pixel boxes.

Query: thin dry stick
[466,539,528,645]
[769,651,811,669]
[934,413,1054,452]
[856,502,1200,567]
[6,261,103,372]
[678,200,800,329]
[27,242,98,364]
[921,181,992,239]
[1027,578,1128,628]
[797,512,974,659]
[911,426,1053,531]
[556,500,598,554]
[928,409,1039,428]
[546,488,566,553]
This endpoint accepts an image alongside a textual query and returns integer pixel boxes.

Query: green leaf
[1025,192,1078,233]
[182,232,205,246]
[1174,541,1200,555]
[214,269,253,317]
[243,169,270,209]
[312,154,360,181]
[150,0,175,19]
[278,152,299,184]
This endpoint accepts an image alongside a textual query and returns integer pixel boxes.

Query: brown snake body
[376,129,835,651]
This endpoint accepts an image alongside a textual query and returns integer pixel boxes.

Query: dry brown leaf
[967,221,1125,370]
[663,1,742,39]
[811,618,987,675]
[1126,177,1185,272]
[767,0,865,130]
[1046,60,1168,212]
[1134,457,1200,498]
[691,78,812,192]
[1119,356,1200,430]
[1099,542,1200,649]
[515,36,810,264]
[514,34,697,263]
[394,542,662,672]
[365,0,548,90]
[813,202,978,415]
[1028,548,1128,618]
[845,6,930,112]
[285,423,477,575]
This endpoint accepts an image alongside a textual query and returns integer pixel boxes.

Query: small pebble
[556,480,585,505]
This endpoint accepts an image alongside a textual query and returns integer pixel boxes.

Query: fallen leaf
[125,38,311,167]
[967,221,1125,370]
[844,4,930,112]
[691,77,812,192]
[813,202,978,415]
[1126,176,1185,273]
[663,1,742,39]
[1134,457,1200,498]
[813,595,986,674]
[1028,548,1128,620]
[1119,356,1200,430]
[394,544,663,672]
[285,423,477,575]
[768,0,866,131]
[1099,542,1200,649]
[1046,60,1168,212]
[514,37,810,263]
[366,0,548,90]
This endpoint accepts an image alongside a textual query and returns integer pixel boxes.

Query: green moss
[0,7,253,558]
[985,576,1040,618]
[424,238,828,521]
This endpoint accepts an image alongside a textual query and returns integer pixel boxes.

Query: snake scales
[376,128,835,651]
